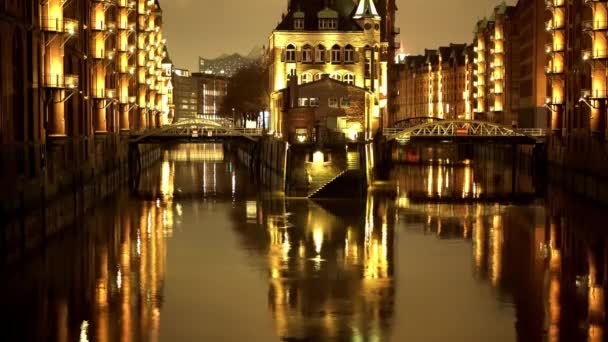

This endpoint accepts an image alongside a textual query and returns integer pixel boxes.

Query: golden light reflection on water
[258,194,394,340]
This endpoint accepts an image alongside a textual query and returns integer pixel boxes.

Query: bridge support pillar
[551,104,562,135]
[149,111,157,129]
[94,100,108,134]
[590,100,606,138]
[120,104,130,132]
[138,108,147,130]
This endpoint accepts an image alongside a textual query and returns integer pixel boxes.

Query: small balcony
[546,0,566,8]
[545,65,565,75]
[106,89,117,100]
[584,0,608,6]
[91,88,106,99]
[582,20,608,31]
[546,96,564,105]
[545,42,565,53]
[41,17,79,35]
[546,19,565,31]
[585,89,608,99]
[583,49,608,60]
[42,74,79,89]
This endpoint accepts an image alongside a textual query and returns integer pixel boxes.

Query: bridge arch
[385,120,539,144]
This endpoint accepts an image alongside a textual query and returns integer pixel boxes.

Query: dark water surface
[1,143,606,342]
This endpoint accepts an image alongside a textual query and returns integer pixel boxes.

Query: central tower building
[267,0,391,138]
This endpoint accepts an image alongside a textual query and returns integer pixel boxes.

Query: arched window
[344,45,355,63]
[302,45,313,63]
[344,73,355,85]
[301,73,312,84]
[314,73,323,81]
[286,44,296,63]
[316,45,326,64]
[330,73,342,81]
[331,44,341,64]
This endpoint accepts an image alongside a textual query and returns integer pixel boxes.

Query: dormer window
[317,7,338,30]
[319,19,337,30]
[294,18,304,30]
[293,10,305,30]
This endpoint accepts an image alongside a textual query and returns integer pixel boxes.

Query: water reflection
[0,145,606,342]
[231,194,395,341]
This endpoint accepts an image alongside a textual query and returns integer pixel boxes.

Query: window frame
[331,45,341,64]
[286,44,296,63]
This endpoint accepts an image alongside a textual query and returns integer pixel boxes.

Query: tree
[221,62,269,128]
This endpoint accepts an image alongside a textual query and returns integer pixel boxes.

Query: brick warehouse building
[1,0,171,252]
[393,1,547,129]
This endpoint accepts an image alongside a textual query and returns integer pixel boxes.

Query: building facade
[192,73,228,119]
[267,0,395,139]
[394,45,474,123]
[1,0,171,231]
[172,69,228,122]
[274,75,373,144]
[393,1,547,129]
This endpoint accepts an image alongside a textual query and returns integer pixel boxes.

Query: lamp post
[232,107,236,128]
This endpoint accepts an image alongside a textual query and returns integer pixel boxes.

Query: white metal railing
[515,128,549,137]
[384,120,548,141]
[131,120,263,143]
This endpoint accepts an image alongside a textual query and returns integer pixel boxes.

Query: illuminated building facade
[267,0,394,138]
[192,73,228,119]
[393,45,474,122]
[274,75,372,143]
[1,0,171,246]
[392,1,548,128]
[172,68,198,121]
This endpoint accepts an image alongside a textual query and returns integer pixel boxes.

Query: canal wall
[232,137,369,198]
[1,137,161,266]
[546,135,608,206]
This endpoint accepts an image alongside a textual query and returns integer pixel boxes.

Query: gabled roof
[275,0,363,32]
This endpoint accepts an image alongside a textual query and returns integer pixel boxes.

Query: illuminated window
[298,98,309,107]
[314,73,323,81]
[316,45,326,63]
[310,98,320,107]
[344,45,354,63]
[328,97,339,108]
[286,44,296,63]
[344,73,355,85]
[302,45,313,63]
[330,73,342,81]
[301,73,312,84]
[331,45,341,64]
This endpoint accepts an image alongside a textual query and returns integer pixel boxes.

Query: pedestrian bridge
[130,118,263,143]
[384,120,547,144]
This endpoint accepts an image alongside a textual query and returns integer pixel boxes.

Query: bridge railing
[384,124,549,139]
[514,128,549,137]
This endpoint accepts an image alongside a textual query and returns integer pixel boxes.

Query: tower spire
[353,0,380,19]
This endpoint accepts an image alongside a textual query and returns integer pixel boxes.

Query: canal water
[1,143,606,342]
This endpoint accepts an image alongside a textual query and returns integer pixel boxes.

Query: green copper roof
[317,7,338,19]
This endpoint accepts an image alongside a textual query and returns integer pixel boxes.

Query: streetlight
[232,107,236,128]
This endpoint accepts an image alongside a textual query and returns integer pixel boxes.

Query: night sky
[161,0,517,71]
